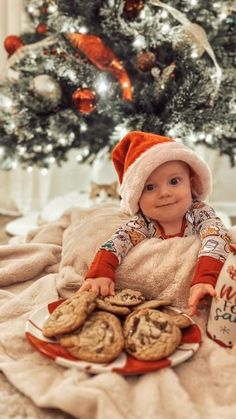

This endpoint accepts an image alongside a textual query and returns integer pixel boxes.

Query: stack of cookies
[42,289,192,364]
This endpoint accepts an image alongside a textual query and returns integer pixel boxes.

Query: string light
[190,0,198,6]
[161,23,171,34]
[76,153,83,162]
[205,133,213,143]
[168,128,176,137]
[6,121,16,133]
[191,48,199,59]
[58,137,68,146]
[80,122,88,132]
[11,159,18,170]
[48,156,56,164]
[33,145,43,152]
[44,144,53,152]
[79,26,88,34]
[139,9,146,19]
[95,75,110,97]
[18,146,26,156]
[188,132,198,143]
[47,4,58,14]
[132,35,147,50]
[0,93,13,112]
[160,10,168,19]
[41,168,48,176]
[213,2,221,9]
[214,126,222,134]
[111,123,129,142]
[218,12,228,21]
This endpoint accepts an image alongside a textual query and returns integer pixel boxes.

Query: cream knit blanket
[0,203,235,419]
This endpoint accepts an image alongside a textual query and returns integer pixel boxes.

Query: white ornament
[31,74,62,106]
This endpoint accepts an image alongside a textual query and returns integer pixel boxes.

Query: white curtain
[0,0,23,83]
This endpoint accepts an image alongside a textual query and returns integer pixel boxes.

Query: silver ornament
[31,74,62,106]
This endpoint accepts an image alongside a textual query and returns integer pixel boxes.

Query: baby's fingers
[109,281,115,296]
[78,282,92,292]
[188,299,198,316]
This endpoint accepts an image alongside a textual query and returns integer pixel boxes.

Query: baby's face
[139,161,192,224]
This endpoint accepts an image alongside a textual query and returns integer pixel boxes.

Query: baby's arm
[188,256,222,316]
[78,214,149,297]
[79,276,115,297]
[188,201,229,315]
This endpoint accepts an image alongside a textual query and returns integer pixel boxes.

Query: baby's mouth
[156,202,177,208]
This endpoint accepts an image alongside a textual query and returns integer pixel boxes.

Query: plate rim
[25,300,202,375]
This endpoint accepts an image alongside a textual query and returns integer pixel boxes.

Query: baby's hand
[78,277,115,297]
[188,283,216,316]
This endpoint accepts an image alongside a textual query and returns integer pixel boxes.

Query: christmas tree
[0,0,235,171]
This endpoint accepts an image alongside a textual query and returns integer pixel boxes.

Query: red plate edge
[26,301,202,375]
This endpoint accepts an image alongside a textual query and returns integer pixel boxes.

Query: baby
[79,131,229,315]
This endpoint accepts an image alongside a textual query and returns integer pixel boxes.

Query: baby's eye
[170,177,181,185]
[144,184,156,192]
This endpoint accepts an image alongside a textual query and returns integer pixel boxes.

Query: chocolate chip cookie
[96,298,131,316]
[60,311,124,363]
[123,308,182,361]
[42,291,97,338]
[131,298,173,311]
[161,307,192,329]
[104,288,145,306]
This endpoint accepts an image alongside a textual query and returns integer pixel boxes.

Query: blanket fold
[0,243,61,286]
[0,203,235,419]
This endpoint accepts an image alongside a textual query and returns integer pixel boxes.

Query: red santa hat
[112,131,212,215]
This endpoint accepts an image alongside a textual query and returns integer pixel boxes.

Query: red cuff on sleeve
[191,256,224,287]
[85,249,119,281]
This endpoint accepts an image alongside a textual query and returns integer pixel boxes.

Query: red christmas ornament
[36,23,48,33]
[4,35,24,55]
[124,0,144,19]
[72,88,96,113]
[67,33,132,101]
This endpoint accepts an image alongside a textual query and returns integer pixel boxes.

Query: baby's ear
[188,168,194,183]
[189,169,195,192]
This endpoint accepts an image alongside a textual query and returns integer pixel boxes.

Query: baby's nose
[158,186,171,198]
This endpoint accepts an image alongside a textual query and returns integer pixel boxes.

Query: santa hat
[112,131,212,215]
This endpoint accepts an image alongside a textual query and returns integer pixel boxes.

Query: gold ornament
[136,51,156,72]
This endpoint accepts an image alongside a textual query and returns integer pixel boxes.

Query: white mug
[207,227,236,347]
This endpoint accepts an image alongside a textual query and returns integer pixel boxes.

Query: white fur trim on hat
[120,142,212,215]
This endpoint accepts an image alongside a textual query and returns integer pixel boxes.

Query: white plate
[25,300,202,375]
